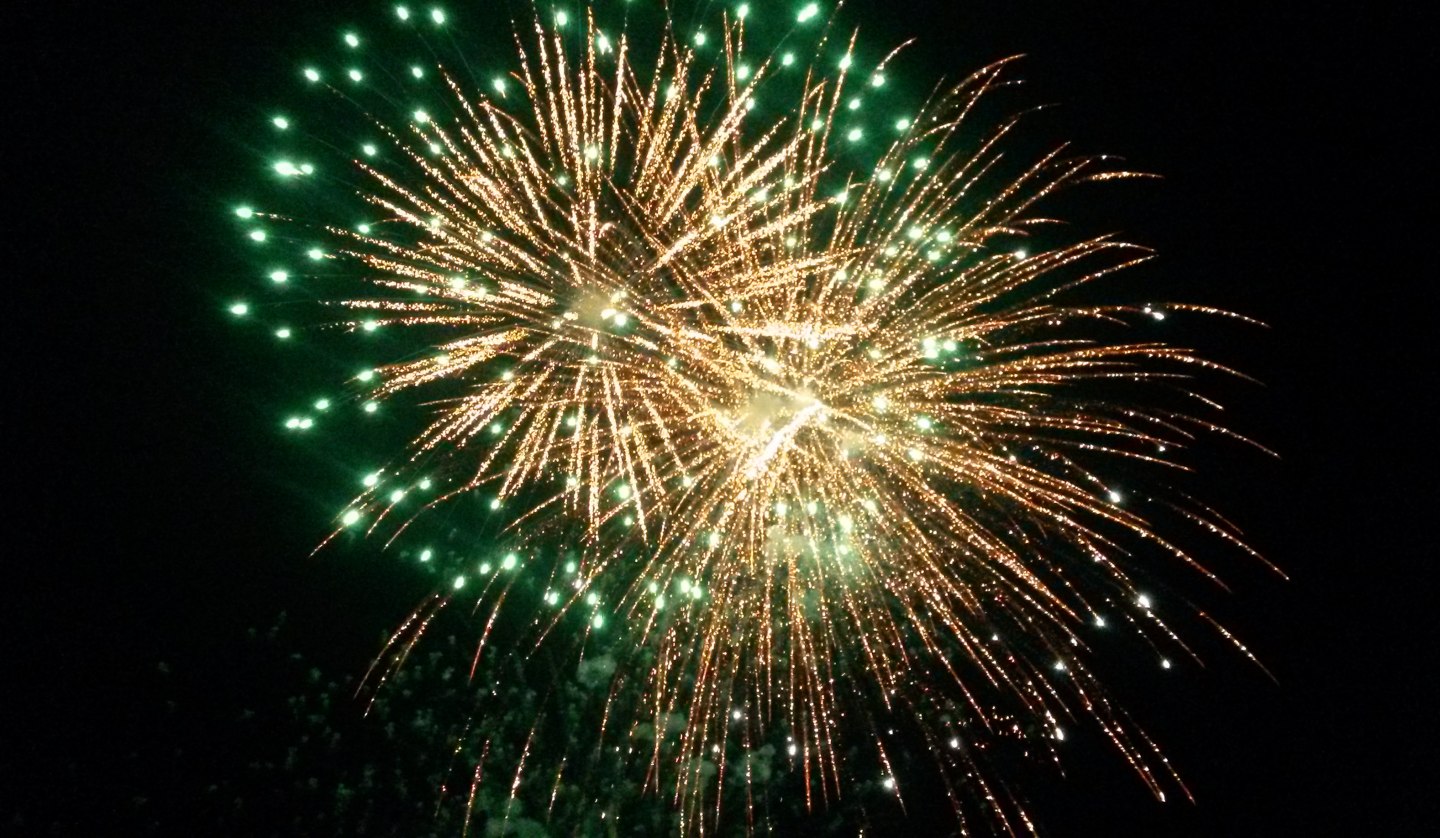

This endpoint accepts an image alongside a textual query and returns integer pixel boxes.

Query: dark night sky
[6,1,1434,834]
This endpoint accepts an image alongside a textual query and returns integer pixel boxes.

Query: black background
[6,1,1433,834]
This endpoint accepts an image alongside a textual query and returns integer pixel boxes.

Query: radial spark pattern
[233,3,1269,832]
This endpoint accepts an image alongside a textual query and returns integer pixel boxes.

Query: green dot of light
[303,67,321,82]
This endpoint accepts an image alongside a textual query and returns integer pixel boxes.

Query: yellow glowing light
[279,14,1265,830]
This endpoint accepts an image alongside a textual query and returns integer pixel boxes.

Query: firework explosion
[231,2,1270,832]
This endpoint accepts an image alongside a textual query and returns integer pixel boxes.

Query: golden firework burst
[236,5,1271,832]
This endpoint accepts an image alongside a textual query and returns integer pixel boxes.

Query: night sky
[7,1,1432,834]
